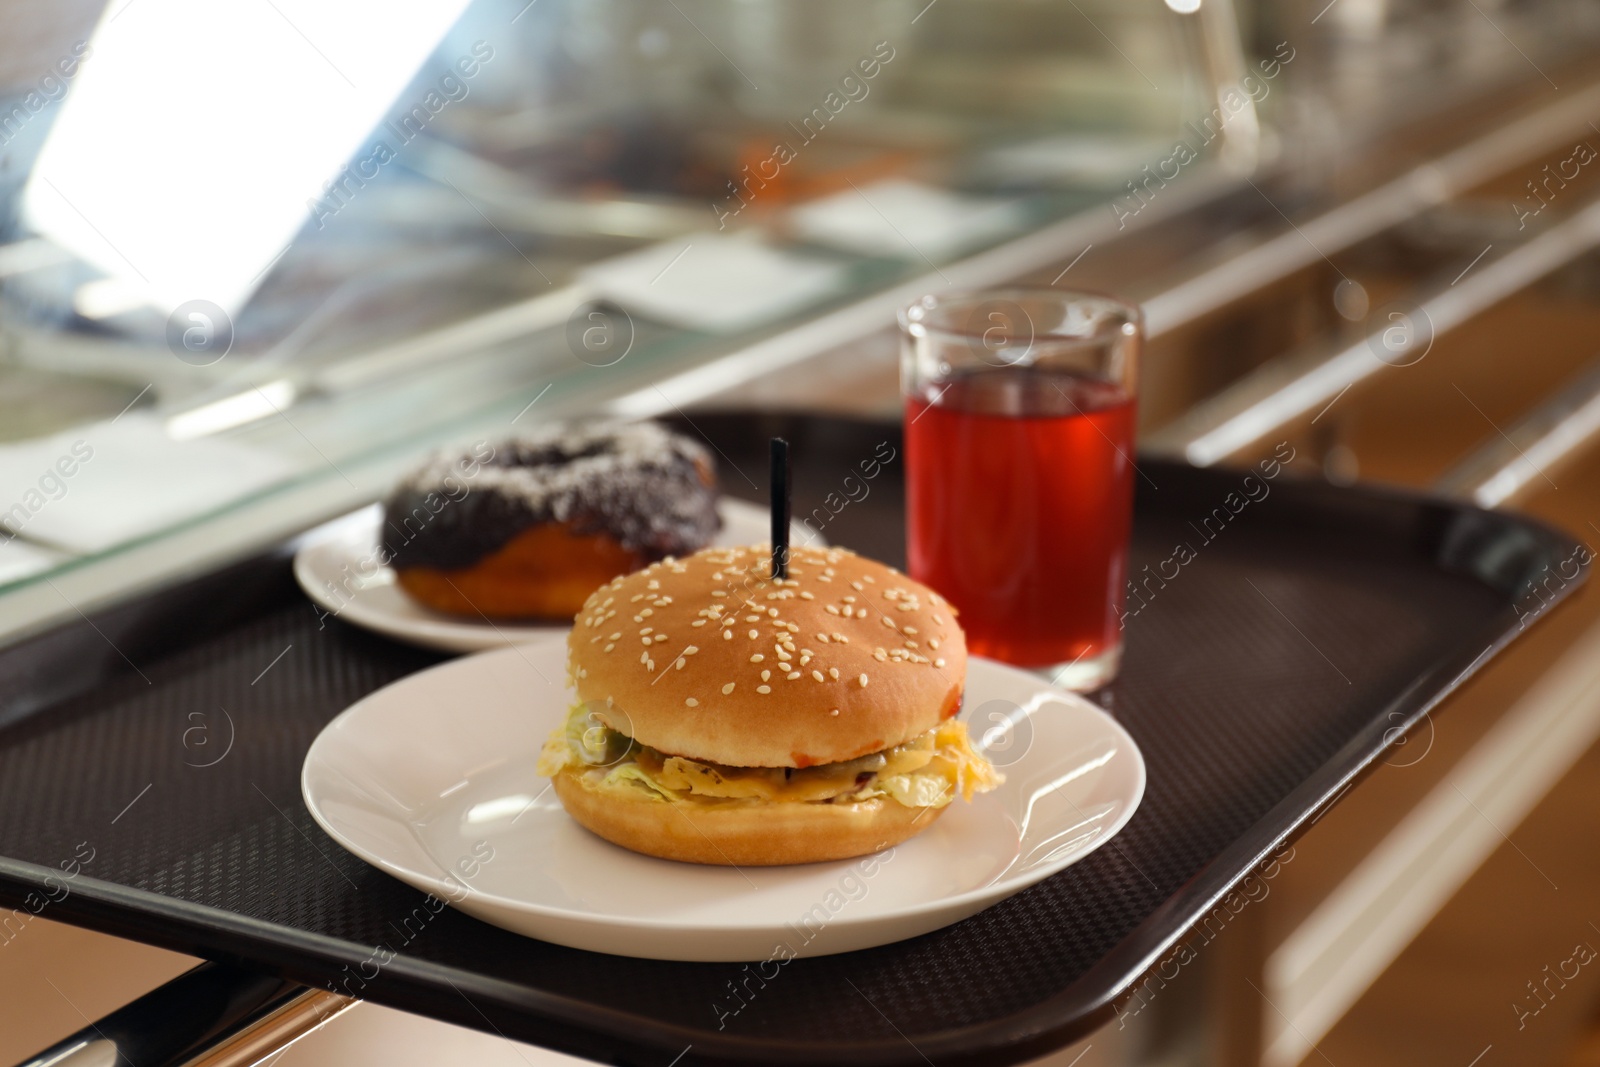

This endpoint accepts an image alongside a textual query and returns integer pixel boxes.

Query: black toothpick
[770,437,790,580]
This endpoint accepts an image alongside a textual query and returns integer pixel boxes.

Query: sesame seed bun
[567,544,966,768]
[549,771,948,866]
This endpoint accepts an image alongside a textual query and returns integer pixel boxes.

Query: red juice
[905,368,1136,669]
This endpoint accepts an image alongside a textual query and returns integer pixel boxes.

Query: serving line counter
[8,33,1600,1067]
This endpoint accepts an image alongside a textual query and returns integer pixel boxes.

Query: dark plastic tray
[0,413,1582,1067]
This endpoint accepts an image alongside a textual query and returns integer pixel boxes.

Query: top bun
[567,544,966,768]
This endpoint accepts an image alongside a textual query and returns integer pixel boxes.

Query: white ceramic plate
[301,637,1146,961]
[293,499,817,652]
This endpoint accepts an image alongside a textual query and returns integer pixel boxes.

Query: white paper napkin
[579,234,846,334]
[0,413,294,554]
[788,178,1021,261]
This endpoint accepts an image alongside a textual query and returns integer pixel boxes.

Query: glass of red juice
[900,289,1140,690]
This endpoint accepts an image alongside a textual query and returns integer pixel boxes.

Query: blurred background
[5,0,1600,1063]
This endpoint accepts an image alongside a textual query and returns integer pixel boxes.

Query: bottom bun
[551,771,947,866]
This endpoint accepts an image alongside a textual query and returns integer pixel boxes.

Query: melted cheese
[538,706,1000,808]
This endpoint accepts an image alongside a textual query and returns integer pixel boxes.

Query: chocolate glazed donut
[382,422,720,620]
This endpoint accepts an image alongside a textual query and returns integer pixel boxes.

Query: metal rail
[1435,357,1600,507]
[13,963,351,1067]
[1145,196,1600,465]
[1141,77,1600,338]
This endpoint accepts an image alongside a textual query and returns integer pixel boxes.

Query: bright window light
[23,0,472,320]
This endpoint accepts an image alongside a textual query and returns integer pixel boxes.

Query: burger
[537,543,1001,865]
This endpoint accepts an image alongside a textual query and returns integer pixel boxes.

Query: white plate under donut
[301,636,1147,961]
[294,499,821,653]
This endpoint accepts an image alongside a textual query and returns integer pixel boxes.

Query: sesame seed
[676,658,686,670]
[787,671,801,680]
[904,627,918,635]
[609,632,621,640]
[751,654,764,662]
[723,683,736,695]
[641,627,653,635]
[692,620,706,627]
[724,630,733,640]
[749,630,759,639]
[858,674,869,687]
[826,605,840,615]
[647,659,655,671]
[767,608,779,618]
[685,697,698,707]
[761,670,771,681]
[811,670,824,682]
[829,667,840,679]
[830,708,840,716]
[882,617,895,628]
[851,581,863,591]
[630,594,644,603]
[604,643,614,652]
[935,658,946,667]
[685,646,699,655]
[757,685,771,694]
[929,638,940,649]
[800,592,815,600]
[640,652,649,664]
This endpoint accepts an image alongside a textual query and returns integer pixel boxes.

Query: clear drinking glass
[900,289,1142,690]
